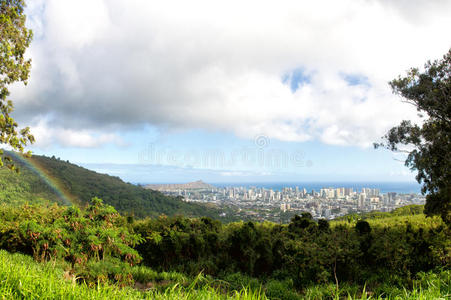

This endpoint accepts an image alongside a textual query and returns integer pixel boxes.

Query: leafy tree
[0,0,34,170]
[318,219,330,232]
[355,220,371,235]
[375,49,451,225]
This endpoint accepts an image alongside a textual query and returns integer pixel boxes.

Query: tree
[0,0,34,170]
[375,49,450,225]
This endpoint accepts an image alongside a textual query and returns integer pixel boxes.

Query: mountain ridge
[0,151,221,219]
[144,180,216,191]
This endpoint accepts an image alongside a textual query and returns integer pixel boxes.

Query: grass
[301,269,450,299]
[0,250,269,299]
[1,249,450,299]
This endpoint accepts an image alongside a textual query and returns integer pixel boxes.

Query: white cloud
[11,0,451,148]
[31,119,125,148]
[219,170,272,177]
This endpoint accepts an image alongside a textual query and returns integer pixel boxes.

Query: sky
[8,0,451,183]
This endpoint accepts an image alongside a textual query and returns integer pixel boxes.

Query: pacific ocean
[212,182,422,194]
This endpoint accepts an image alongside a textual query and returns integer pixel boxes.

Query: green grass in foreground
[0,249,450,299]
[0,250,266,300]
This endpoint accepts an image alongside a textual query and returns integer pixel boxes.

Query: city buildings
[159,185,425,222]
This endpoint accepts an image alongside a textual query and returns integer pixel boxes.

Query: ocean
[211,182,422,194]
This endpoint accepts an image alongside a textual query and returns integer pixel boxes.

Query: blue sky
[9,0,451,184]
[30,128,416,183]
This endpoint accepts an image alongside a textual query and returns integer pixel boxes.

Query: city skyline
[149,183,424,221]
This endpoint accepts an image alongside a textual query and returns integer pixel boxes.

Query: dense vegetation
[0,250,269,299]
[0,199,449,299]
[0,164,59,206]
[1,249,449,299]
[333,205,425,222]
[0,151,225,219]
[134,208,450,290]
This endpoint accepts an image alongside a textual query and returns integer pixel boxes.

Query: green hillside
[0,159,61,206]
[0,151,221,219]
[333,205,425,223]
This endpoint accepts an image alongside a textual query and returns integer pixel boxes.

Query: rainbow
[9,152,76,206]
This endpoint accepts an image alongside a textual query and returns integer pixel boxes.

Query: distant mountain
[144,180,216,191]
[0,152,221,219]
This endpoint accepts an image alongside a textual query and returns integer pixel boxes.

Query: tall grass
[0,249,142,299]
[0,249,449,299]
[0,250,268,299]
[302,269,450,299]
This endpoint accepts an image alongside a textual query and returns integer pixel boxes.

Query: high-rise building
[387,192,397,203]
[372,189,380,197]
[321,188,335,198]
[358,193,366,208]
[269,189,275,201]
[344,187,353,196]
[336,187,345,198]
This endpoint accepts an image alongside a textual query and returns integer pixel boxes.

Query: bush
[265,279,299,300]
[0,198,143,285]
[222,272,261,292]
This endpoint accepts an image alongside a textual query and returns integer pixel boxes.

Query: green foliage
[391,204,424,216]
[222,272,261,292]
[131,265,188,286]
[0,164,63,205]
[0,0,35,170]
[1,248,448,299]
[264,279,299,300]
[334,205,425,223]
[0,200,450,298]
[0,198,142,285]
[375,49,451,225]
[0,250,271,299]
[134,215,223,274]
[318,219,330,231]
[355,220,371,235]
[1,151,223,219]
[0,249,142,299]
[134,211,449,292]
[300,269,451,299]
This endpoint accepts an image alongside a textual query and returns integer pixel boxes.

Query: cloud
[10,0,451,148]
[31,119,126,148]
[219,171,271,177]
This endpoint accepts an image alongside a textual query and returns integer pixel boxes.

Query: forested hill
[0,152,221,219]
